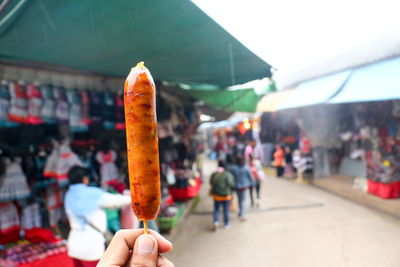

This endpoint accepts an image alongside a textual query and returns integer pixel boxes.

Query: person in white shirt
[64,166,131,267]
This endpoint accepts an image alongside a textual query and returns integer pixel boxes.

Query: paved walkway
[167,159,400,267]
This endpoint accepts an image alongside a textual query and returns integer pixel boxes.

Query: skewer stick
[144,220,148,234]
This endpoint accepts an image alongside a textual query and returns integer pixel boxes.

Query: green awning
[170,80,277,113]
[0,0,271,87]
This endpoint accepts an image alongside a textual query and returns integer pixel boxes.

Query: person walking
[64,166,131,267]
[274,144,284,177]
[244,141,254,164]
[249,154,264,207]
[210,160,235,231]
[228,156,255,221]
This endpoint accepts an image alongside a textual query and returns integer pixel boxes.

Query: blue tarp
[278,70,351,110]
[329,57,400,104]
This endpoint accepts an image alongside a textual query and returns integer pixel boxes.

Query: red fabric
[27,83,43,124]
[164,195,175,206]
[43,171,57,178]
[300,133,311,153]
[0,227,20,244]
[72,258,99,267]
[46,185,63,210]
[61,153,72,159]
[107,180,126,193]
[73,139,98,147]
[367,180,400,199]
[25,227,58,243]
[101,150,113,163]
[18,252,74,267]
[81,91,91,125]
[9,114,27,123]
[115,123,126,130]
[9,82,28,123]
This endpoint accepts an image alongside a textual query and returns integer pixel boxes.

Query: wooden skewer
[143,220,148,234]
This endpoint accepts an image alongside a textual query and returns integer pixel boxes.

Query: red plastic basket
[168,177,201,201]
[367,180,400,199]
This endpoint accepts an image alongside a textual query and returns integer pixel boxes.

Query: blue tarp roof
[329,57,400,104]
[277,70,351,110]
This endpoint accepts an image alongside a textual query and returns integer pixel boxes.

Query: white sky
[192,0,400,74]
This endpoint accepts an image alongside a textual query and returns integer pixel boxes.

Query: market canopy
[257,89,295,112]
[0,0,271,87]
[277,70,351,110]
[329,56,400,104]
[170,79,276,113]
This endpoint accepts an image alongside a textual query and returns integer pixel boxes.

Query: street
[168,159,400,267]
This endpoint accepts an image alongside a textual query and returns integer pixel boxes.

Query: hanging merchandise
[43,140,60,178]
[0,81,18,127]
[95,149,119,188]
[27,83,43,124]
[40,86,57,124]
[81,90,91,126]
[8,81,28,123]
[0,203,20,245]
[21,202,42,230]
[55,139,82,185]
[67,90,88,132]
[46,184,66,228]
[89,90,103,124]
[0,157,31,202]
[115,91,125,130]
[54,88,69,124]
[300,132,311,153]
[103,92,116,130]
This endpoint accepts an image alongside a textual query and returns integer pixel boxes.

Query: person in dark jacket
[210,160,235,231]
[227,156,254,221]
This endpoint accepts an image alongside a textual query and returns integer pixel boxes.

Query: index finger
[98,229,172,267]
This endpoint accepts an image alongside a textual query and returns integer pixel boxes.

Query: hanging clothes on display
[103,92,116,130]
[0,157,30,202]
[27,83,43,124]
[89,90,103,124]
[41,86,57,124]
[115,91,125,130]
[8,81,28,123]
[54,87,69,124]
[43,140,60,178]
[0,203,20,244]
[0,81,18,127]
[95,149,119,188]
[55,139,82,185]
[21,202,42,230]
[46,184,66,228]
[67,90,88,132]
[81,90,91,126]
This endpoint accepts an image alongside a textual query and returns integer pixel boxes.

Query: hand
[97,229,174,267]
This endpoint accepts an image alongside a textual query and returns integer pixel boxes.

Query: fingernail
[137,235,154,253]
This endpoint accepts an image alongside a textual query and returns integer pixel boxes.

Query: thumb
[130,234,158,267]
